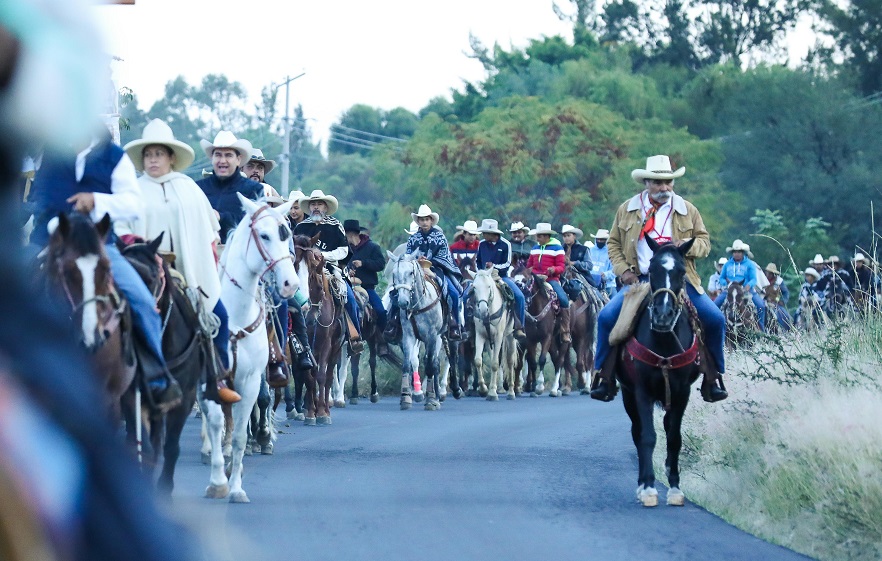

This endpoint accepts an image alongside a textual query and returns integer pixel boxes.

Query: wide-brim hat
[404,221,418,235]
[717,257,727,266]
[288,190,305,205]
[411,204,439,225]
[827,255,840,264]
[247,148,276,175]
[123,119,195,172]
[200,130,252,161]
[809,253,825,265]
[561,224,583,238]
[477,219,504,235]
[529,222,556,236]
[299,189,338,215]
[804,267,820,280]
[726,239,749,252]
[343,219,361,233]
[591,228,610,239]
[631,155,686,184]
[764,263,781,276]
[456,220,480,235]
[509,221,530,234]
[853,252,867,263]
[265,195,286,206]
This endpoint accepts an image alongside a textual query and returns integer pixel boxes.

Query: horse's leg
[256,378,272,454]
[368,339,380,403]
[633,385,658,507]
[447,340,463,399]
[473,329,488,398]
[537,336,551,395]
[399,336,414,410]
[486,324,504,401]
[222,403,233,460]
[303,371,316,425]
[228,370,260,504]
[200,391,229,498]
[333,349,349,408]
[424,336,441,411]
[350,347,361,404]
[549,339,567,398]
[525,342,539,396]
[157,394,194,497]
[664,397,687,506]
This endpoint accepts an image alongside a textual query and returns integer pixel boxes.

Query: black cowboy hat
[343,219,361,233]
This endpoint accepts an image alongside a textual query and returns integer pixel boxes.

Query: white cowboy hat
[411,204,439,225]
[561,224,583,238]
[590,228,610,239]
[404,221,418,235]
[123,119,195,172]
[299,189,338,215]
[288,190,305,204]
[584,240,595,248]
[247,148,276,175]
[804,267,820,280]
[765,263,781,276]
[529,222,556,236]
[726,239,750,252]
[853,252,867,262]
[477,219,504,235]
[631,155,685,184]
[827,255,840,264]
[265,195,286,206]
[199,131,252,160]
[509,221,530,233]
[717,257,727,266]
[809,254,825,265]
[456,220,480,235]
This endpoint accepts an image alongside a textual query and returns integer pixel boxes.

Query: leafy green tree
[814,0,882,95]
[330,104,384,155]
[419,96,455,120]
[383,107,419,139]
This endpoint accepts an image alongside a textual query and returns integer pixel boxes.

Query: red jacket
[449,239,479,267]
[526,238,566,282]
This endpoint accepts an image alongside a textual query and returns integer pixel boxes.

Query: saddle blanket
[609,282,651,345]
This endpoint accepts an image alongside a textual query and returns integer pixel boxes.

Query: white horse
[470,269,517,400]
[388,253,445,411]
[201,194,298,503]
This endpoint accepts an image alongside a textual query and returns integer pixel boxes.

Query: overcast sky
[94,0,574,148]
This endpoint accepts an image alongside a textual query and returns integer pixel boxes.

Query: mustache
[650,190,673,203]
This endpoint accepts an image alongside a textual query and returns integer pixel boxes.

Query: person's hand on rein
[620,270,639,285]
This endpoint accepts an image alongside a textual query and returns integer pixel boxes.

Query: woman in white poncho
[124,119,239,403]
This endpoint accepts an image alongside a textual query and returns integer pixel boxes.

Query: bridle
[222,204,293,292]
[54,255,125,349]
[393,258,439,317]
[299,245,336,329]
[648,287,683,334]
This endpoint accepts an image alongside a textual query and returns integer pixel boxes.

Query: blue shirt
[720,257,758,289]
[475,237,512,277]
[588,244,615,289]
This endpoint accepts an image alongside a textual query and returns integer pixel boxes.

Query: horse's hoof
[349,397,359,405]
[507,393,516,400]
[561,388,570,396]
[667,488,685,506]
[486,393,499,401]
[304,416,316,426]
[260,443,274,455]
[536,385,545,394]
[229,491,250,504]
[204,484,229,499]
[286,410,299,420]
[370,393,380,403]
[201,452,211,465]
[580,388,590,395]
[439,392,447,402]
[413,391,424,403]
[244,446,253,456]
[453,388,464,400]
[639,487,659,507]
[316,416,332,425]
[529,392,538,398]
[334,400,346,408]
[478,386,489,397]
[293,412,305,421]
[400,396,412,410]
[424,399,441,411]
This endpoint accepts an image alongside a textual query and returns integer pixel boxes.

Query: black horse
[617,237,700,507]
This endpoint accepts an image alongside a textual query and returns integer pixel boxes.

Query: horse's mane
[51,213,104,256]
[292,233,312,249]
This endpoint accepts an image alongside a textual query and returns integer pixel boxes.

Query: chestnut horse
[722,282,759,349]
[520,271,567,397]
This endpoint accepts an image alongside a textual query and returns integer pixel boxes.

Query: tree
[383,107,419,140]
[815,0,882,95]
[330,104,384,155]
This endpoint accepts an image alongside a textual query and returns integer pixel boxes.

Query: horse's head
[46,212,114,351]
[763,283,780,304]
[645,236,695,332]
[388,252,421,310]
[120,233,165,297]
[458,255,476,281]
[235,193,298,299]
[472,269,496,316]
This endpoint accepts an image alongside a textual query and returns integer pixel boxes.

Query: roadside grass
[654,315,882,561]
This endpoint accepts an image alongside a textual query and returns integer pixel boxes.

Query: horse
[822,273,856,320]
[721,282,759,349]
[796,286,824,332]
[470,269,518,400]
[120,235,207,495]
[561,266,603,396]
[616,237,700,507]
[387,253,447,410]
[43,213,135,420]
[762,284,783,335]
[520,270,567,397]
[293,234,345,425]
[201,194,298,503]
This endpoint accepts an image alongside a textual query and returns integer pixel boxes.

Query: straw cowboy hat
[299,189,338,215]
[411,204,439,225]
[591,228,610,239]
[827,255,840,265]
[265,195,285,206]
[804,267,821,280]
[561,224,583,238]
[247,148,276,175]
[477,219,504,235]
[404,221,418,235]
[631,155,685,184]
[509,221,530,233]
[809,254,825,266]
[726,239,754,258]
[529,222,557,236]
[456,220,480,235]
[288,190,305,205]
[123,119,195,172]
[716,257,727,268]
[853,252,867,263]
[199,130,252,160]
[764,263,781,276]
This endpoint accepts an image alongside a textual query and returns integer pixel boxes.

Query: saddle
[609,283,651,345]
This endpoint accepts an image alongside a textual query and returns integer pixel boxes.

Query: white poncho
[134,171,222,309]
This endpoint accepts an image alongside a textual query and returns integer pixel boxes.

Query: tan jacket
[607,193,710,293]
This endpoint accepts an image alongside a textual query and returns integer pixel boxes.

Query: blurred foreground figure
[0,2,199,560]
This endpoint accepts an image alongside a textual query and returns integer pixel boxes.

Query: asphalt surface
[168,394,813,561]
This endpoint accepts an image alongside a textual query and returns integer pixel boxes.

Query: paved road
[169,394,812,561]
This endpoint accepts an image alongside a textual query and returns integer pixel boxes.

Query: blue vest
[30,139,124,246]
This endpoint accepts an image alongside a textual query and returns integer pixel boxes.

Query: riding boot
[701,371,729,403]
[346,315,365,355]
[204,347,242,404]
[589,349,618,402]
[383,294,402,343]
[558,307,572,343]
[266,319,290,388]
[512,312,527,343]
[447,312,464,341]
[139,349,183,413]
[289,306,316,370]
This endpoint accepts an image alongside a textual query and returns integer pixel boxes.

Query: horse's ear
[147,232,164,255]
[96,213,112,241]
[56,213,70,238]
[678,237,695,257]
[645,235,661,254]
[387,250,396,259]
[237,192,260,216]
[310,233,321,246]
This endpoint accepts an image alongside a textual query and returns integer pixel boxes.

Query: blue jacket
[475,237,512,277]
[720,257,758,289]
[589,244,615,289]
[196,170,263,243]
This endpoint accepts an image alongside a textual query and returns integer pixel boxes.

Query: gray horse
[388,253,446,411]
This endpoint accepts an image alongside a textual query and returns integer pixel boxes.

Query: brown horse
[561,267,603,395]
[520,271,567,397]
[44,213,135,420]
[722,282,759,349]
[294,234,344,425]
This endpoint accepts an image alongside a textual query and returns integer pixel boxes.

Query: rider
[241,147,280,199]
[762,263,792,331]
[713,239,766,330]
[450,220,480,276]
[471,218,527,341]
[706,257,726,300]
[509,221,532,269]
[851,253,877,302]
[398,204,466,340]
[123,119,240,403]
[195,131,263,244]
[588,228,617,298]
[820,255,853,291]
[28,126,183,412]
[286,189,307,229]
[344,219,389,354]
[561,224,599,289]
[525,222,571,343]
[589,155,728,403]
[293,189,364,353]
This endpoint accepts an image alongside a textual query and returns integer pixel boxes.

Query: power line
[328,137,378,151]
[330,130,381,147]
[331,123,408,143]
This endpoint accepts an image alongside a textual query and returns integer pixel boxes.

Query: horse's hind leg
[222,404,233,459]
[368,341,380,403]
[333,352,349,408]
[446,340,463,400]
[200,393,229,499]
[663,407,687,506]
[158,395,194,497]
[256,378,272,453]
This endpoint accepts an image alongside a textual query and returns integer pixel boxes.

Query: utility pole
[275,72,305,197]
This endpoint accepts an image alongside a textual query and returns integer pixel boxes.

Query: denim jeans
[365,287,387,328]
[594,282,726,374]
[549,280,570,308]
[212,300,229,369]
[345,283,362,336]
